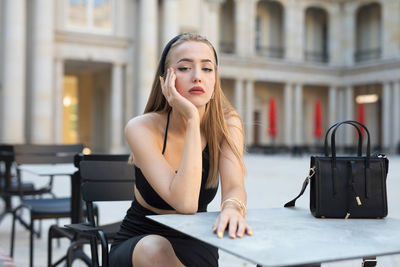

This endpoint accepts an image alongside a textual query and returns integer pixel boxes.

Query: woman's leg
[132,235,185,267]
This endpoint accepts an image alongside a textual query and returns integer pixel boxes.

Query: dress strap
[162,110,172,155]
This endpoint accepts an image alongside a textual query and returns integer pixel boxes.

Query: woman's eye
[177,67,189,71]
[203,68,213,72]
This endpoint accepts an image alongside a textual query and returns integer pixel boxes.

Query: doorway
[63,60,112,152]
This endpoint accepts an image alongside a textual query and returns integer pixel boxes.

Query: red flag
[357,103,365,136]
[268,98,277,137]
[314,100,323,138]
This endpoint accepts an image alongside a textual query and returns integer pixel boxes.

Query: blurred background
[0,0,399,155]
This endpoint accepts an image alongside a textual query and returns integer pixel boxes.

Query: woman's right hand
[160,68,199,121]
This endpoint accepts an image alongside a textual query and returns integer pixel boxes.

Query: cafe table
[148,207,400,267]
[18,163,81,223]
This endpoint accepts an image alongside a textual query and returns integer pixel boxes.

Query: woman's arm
[125,68,203,214]
[213,114,253,238]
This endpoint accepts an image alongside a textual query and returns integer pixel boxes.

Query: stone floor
[1,153,400,266]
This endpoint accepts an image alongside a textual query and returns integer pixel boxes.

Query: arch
[304,6,329,63]
[255,0,285,58]
[219,0,235,54]
[355,2,382,62]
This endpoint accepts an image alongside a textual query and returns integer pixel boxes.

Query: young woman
[109,33,252,267]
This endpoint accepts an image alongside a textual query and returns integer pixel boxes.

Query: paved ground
[1,153,400,266]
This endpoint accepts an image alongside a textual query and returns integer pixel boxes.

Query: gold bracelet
[221,198,246,216]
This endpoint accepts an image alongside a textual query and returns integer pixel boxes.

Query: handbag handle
[324,122,363,157]
[331,120,371,167]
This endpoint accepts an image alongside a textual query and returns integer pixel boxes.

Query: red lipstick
[189,86,205,94]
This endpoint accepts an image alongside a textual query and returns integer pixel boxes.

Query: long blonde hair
[144,33,246,188]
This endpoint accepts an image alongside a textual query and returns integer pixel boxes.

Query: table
[18,164,81,223]
[148,207,400,266]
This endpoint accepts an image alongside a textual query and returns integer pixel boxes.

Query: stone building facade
[0,0,399,153]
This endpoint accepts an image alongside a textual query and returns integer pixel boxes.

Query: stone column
[31,0,54,143]
[285,0,304,61]
[328,86,337,126]
[382,0,400,59]
[245,80,254,145]
[234,0,247,57]
[54,59,64,143]
[329,4,342,66]
[205,0,223,52]
[344,86,354,145]
[234,79,244,119]
[382,82,391,150]
[137,0,158,114]
[283,83,293,146]
[162,0,179,47]
[392,81,400,150]
[1,0,26,143]
[110,63,124,153]
[294,84,303,145]
[342,3,356,66]
[247,0,257,57]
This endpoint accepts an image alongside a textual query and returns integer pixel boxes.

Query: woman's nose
[192,68,202,83]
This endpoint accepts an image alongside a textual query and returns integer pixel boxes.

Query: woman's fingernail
[212,226,216,232]
[248,231,253,236]
[237,234,243,238]
[229,234,236,239]
[217,232,223,238]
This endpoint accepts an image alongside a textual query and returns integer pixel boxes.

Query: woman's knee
[132,235,178,266]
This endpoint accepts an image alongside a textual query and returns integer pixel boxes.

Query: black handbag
[285,120,389,219]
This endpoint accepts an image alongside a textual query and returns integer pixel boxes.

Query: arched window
[355,3,382,62]
[219,0,235,54]
[304,7,328,63]
[67,0,113,33]
[255,1,284,58]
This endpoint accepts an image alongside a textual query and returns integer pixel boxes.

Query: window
[67,0,113,33]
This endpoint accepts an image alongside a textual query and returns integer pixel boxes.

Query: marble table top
[148,207,400,266]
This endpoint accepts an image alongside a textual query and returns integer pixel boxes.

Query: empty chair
[10,144,85,267]
[48,153,131,267]
[58,159,135,267]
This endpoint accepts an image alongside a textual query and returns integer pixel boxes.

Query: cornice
[55,30,133,49]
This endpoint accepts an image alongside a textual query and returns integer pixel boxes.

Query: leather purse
[285,120,389,219]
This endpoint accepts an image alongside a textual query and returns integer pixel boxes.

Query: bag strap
[324,122,363,157]
[331,120,371,168]
[284,167,315,208]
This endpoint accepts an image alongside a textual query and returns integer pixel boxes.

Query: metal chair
[48,154,131,267]
[9,144,87,267]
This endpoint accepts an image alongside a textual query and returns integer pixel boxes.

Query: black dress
[109,111,219,267]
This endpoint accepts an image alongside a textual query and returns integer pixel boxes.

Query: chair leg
[10,210,16,257]
[48,226,54,267]
[30,218,34,267]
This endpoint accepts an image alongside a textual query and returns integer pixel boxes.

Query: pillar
[1,0,26,143]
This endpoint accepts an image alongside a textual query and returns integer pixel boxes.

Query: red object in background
[314,100,323,138]
[268,97,277,137]
[357,103,365,136]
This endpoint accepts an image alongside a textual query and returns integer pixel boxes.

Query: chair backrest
[13,144,84,164]
[79,159,135,227]
[80,160,135,203]
[74,153,130,168]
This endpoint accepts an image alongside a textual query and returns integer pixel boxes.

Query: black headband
[159,34,218,75]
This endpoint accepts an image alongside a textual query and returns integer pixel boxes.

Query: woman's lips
[189,86,205,94]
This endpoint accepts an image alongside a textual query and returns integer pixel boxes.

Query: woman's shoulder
[125,112,166,140]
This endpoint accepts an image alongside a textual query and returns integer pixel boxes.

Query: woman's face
[168,41,216,108]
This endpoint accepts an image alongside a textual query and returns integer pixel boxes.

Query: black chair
[48,154,131,267]
[9,144,87,267]
[0,144,42,224]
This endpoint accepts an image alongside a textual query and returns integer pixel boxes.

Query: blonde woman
[109,33,252,267]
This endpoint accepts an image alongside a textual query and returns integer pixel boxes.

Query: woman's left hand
[212,206,253,239]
